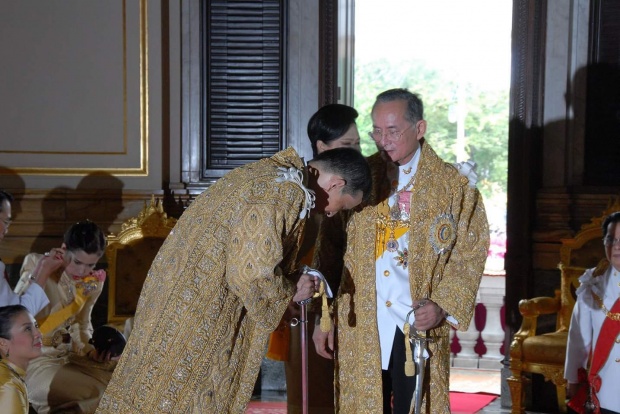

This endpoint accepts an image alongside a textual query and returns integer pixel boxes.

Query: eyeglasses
[368,123,414,143]
[603,237,620,246]
[0,218,10,229]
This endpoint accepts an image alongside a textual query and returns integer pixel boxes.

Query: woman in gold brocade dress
[14,221,114,414]
[0,305,43,414]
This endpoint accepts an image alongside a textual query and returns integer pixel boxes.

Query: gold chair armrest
[515,290,561,338]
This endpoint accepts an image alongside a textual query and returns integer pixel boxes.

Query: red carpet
[246,401,286,414]
[449,391,497,413]
[247,393,497,413]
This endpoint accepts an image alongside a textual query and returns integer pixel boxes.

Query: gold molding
[3,0,148,176]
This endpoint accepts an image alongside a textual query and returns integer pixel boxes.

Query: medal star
[394,248,408,268]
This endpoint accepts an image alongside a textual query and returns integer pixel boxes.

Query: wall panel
[0,0,168,190]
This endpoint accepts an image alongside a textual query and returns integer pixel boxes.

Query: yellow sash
[375,198,411,260]
[38,288,87,335]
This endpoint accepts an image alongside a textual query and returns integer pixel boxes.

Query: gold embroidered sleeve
[433,188,490,330]
[225,200,302,333]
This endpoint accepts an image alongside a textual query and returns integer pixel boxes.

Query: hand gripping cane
[290,278,330,414]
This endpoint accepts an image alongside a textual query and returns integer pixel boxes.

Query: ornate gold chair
[507,204,618,413]
[105,196,177,327]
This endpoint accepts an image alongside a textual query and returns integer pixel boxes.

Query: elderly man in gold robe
[96,147,371,414]
[313,89,489,414]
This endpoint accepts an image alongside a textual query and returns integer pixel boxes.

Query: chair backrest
[557,198,620,331]
[105,196,177,325]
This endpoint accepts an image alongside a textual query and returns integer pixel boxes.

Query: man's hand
[412,299,445,330]
[312,317,334,359]
[292,273,319,303]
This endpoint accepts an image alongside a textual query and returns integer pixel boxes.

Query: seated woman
[15,220,113,414]
[565,211,620,414]
[0,304,43,414]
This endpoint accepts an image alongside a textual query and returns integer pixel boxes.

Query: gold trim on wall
[2,0,148,177]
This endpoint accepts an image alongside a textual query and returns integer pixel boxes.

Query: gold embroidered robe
[334,143,489,414]
[97,148,310,414]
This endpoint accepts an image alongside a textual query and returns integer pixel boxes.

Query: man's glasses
[0,218,10,229]
[603,237,620,246]
[368,123,414,143]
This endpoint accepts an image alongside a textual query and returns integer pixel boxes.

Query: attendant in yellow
[96,147,371,414]
[313,89,490,414]
[0,305,43,414]
[15,221,111,414]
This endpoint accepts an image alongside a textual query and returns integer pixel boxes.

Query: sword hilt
[404,305,435,414]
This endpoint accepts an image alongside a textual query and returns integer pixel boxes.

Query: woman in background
[307,103,361,157]
[269,103,361,414]
[15,220,113,414]
[0,304,42,414]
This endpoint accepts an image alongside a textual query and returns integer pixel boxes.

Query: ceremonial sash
[568,297,620,414]
[37,287,88,335]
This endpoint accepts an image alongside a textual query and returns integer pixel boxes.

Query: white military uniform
[565,265,620,412]
[0,259,49,315]
[375,149,458,368]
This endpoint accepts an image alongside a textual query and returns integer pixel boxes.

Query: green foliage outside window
[354,57,508,205]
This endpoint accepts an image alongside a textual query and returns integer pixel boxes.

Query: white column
[478,275,506,370]
[452,311,480,368]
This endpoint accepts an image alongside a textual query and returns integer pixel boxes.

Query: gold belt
[42,330,71,347]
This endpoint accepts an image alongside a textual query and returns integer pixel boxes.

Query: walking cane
[292,295,312,414]
[291,274,331,414]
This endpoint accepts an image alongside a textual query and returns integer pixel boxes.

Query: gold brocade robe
[334,143,489,414]
[97,148,310,414]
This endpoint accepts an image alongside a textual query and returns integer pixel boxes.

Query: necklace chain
[593,293,620,321]
[393,173,416,197]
